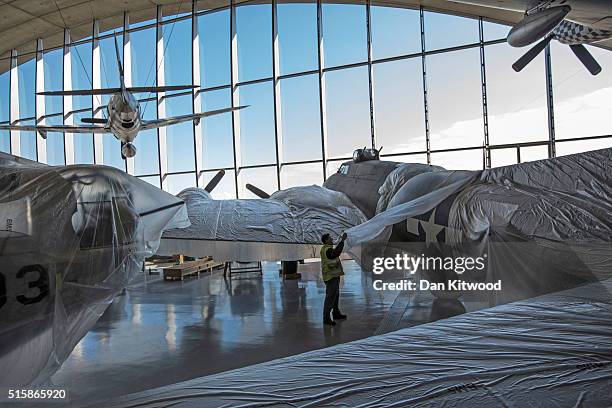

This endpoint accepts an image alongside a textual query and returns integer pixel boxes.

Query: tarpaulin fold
[99,279,612,408]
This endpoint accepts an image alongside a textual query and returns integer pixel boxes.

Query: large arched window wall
[0,1,610,198]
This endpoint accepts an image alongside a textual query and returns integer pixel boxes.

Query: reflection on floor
[50,261,488,405]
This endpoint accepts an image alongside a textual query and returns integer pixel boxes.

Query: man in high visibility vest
[320,232,348,326]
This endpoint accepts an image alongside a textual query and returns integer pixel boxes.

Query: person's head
[321,233,333,245]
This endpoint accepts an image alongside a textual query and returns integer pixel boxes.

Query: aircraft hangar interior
[0,0,611,407]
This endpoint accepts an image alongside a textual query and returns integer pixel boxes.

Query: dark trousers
[323,277,341,320]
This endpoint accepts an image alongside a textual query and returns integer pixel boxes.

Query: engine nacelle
[507,5,571,47]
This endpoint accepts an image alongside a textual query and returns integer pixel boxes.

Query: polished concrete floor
[51,261,400,405]
[50,260,488,406]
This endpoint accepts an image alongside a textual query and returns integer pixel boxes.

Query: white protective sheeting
[352,148,611,246]
[99,279,612,407]
[0,154,189,387]
[346,149,612,303]
[376,162,445,214]
[159,186,367,261]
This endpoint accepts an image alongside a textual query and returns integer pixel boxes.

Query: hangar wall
[0,0,610,198]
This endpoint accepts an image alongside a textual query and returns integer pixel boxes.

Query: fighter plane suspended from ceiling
[451,0,612,74]
[0,36,246,159]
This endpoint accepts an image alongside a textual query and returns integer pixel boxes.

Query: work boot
[323,318,336,326]
[333,312,347,320]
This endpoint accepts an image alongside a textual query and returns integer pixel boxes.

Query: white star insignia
[406,208,445,248]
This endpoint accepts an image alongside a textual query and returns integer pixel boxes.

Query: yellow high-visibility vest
[320,243,344,282]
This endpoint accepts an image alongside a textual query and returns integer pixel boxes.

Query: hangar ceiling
[0,0,610,71]
[0,0,522,59]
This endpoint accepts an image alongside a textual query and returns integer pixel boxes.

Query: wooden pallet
[163,257,222,281]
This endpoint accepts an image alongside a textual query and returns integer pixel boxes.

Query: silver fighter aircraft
[452,0,612,74]
[0,38,245,159]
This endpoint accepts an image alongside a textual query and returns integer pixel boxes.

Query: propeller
[120,142,136,159]
[508,15,609,75]
[512,35,553,72]
[204,169,225,193]
[245,183,270,199]
[569,44,602,75]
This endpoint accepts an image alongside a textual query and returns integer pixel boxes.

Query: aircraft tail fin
[113,36,126,90]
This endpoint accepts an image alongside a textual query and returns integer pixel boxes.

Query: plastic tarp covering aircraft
[158,150,444,262]
[161,186,368,262]
[100,278,612,408]
[345,148,612,305]
[0,152,189,387]
[160,147,611,308]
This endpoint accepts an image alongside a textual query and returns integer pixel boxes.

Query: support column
[124,12,135,174]
[36,39,47,163]
[92,20,104,165]
[157,6,169,189]
[545,44,556,158]
[192,3,203,187]
[9,49,20,156]
[230,0,241,197]
[316,0,328,179]
[366,0,375,149]
[271,0,282,190]
[63,29,75,164]
[479,18,491,168]
[419,8,431,164]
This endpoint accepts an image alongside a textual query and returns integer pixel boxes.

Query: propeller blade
[570,44,602,75]
[245,183,270,199]
[204,170,225,193]
[80,117,107,124]
[512,36,553,72]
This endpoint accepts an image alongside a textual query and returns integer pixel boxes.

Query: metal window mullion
[478,18,490,168]
[366,0,375,149]
[92,20,104,165]
[544,44,556,158]
[419,8,430,164]
[63,29,75,165]
[9,49,20,157]
[35,38,46,163]
[271,0,282,190]
[192,4,203,188]
[157,6,169,190]
[89,22,96,165]
[316,0,328,180]
[230,0,241,198]
[124,12,135,174]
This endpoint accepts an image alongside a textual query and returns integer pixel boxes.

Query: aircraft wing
[159,185,367,262]
[141,106,247,130]
[450,0,612,38]
[0,124,110,136]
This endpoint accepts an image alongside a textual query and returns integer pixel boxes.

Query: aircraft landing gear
[280,261,301,280]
